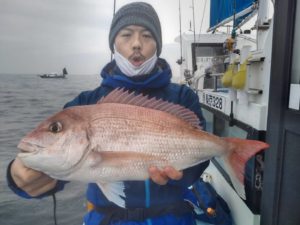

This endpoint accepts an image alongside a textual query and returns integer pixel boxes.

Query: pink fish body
[17,89,269,207]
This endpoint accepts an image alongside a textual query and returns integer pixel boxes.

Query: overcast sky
[0,0,210,76]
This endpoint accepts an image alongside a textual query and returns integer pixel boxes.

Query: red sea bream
[17,88,269,207]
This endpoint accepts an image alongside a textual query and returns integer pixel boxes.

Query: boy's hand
[148,166,183,185]
[10,157,57,197]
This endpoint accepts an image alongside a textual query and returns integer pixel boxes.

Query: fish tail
[223,138,269,199]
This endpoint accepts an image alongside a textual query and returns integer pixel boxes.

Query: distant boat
[38,67,68,79]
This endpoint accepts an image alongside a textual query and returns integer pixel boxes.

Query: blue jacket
[7,58,209,225]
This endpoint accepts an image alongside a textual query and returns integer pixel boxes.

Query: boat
[38,67,68,78]
[176,0,300,224]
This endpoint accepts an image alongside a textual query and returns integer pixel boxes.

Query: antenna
[178,0,183,65]
[192,0,196,43]
[232,0,237,38]
[113,0,116,16]
[199,0,208,37]
[191,0,196,72]
[111,0,117,61]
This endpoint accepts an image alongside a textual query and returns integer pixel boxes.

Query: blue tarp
[209,0,256,29]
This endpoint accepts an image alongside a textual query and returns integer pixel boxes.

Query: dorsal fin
[98,88,201,129]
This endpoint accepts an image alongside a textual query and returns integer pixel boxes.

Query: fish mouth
[17,141,45,155]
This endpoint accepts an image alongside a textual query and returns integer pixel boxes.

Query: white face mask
[114,48,158,77]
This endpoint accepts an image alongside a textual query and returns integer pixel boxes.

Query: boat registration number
[202,93,225,112]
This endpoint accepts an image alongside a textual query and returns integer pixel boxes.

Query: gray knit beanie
[109,2,162,56]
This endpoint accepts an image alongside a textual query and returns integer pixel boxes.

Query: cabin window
[194,46,224,57]
[192,43,224,74]
[202,108,248,138]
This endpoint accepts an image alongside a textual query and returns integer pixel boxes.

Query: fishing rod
[52,194,58,225]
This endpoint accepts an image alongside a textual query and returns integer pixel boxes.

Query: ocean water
[0,74,101,225]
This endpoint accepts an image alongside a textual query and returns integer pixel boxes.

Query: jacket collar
[100,58,172,91]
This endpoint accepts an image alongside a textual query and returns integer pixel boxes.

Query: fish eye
[49,121,63,133]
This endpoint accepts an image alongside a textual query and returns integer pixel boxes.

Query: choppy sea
[0,74,101,225]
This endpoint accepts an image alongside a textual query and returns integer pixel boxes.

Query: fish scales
[88,103,225,159]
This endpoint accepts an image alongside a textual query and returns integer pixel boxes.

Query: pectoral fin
[97,181,126,208]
